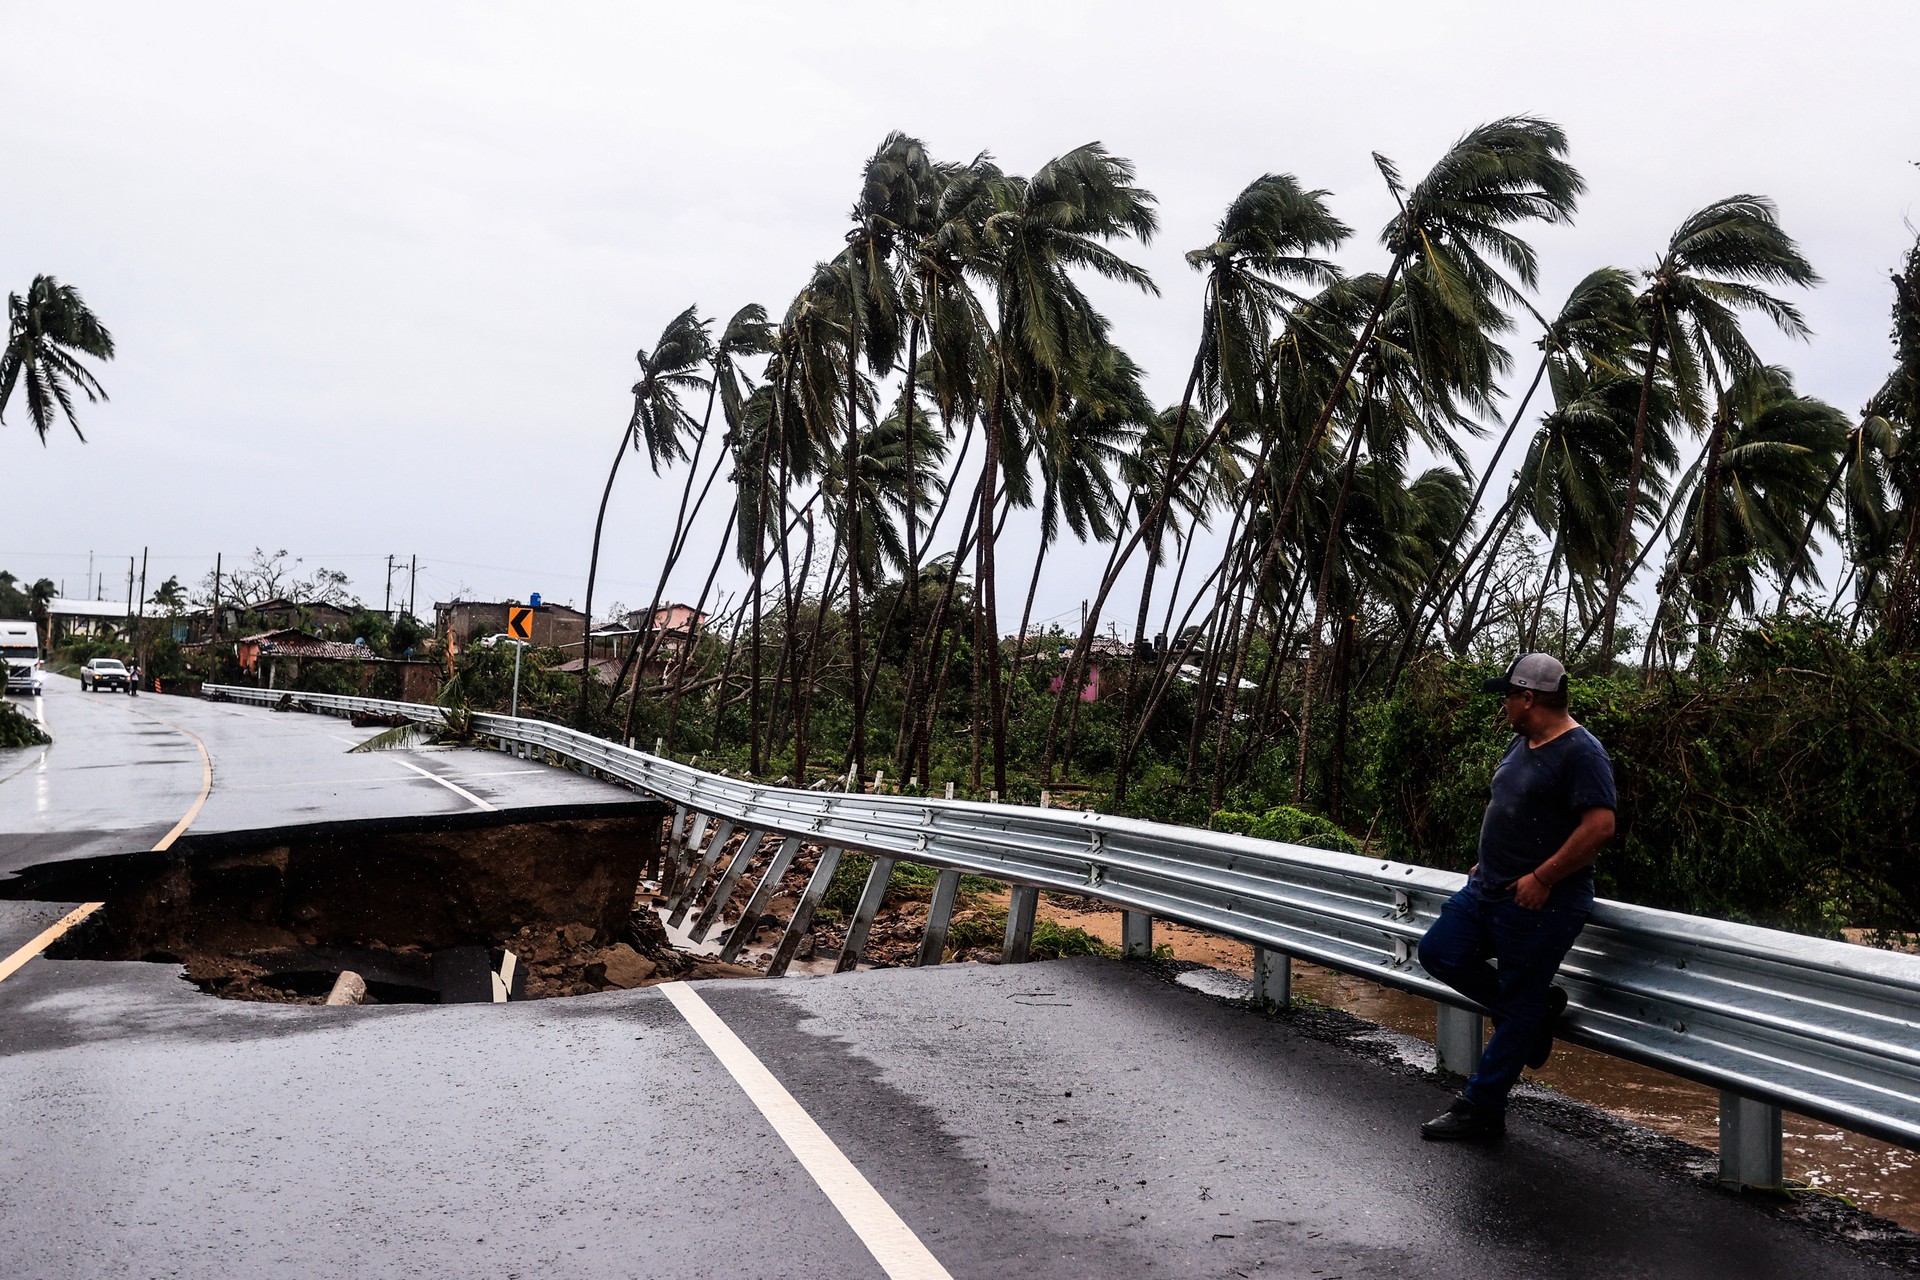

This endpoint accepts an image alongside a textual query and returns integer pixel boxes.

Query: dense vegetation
[9,122,1916,939]
[550,122,1918,936]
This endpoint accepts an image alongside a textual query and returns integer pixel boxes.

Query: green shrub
[943,908,1118,960]
[0,701,49,748]
[1211,804,1361,854]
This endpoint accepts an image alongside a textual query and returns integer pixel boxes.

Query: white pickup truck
[1,619,44,696]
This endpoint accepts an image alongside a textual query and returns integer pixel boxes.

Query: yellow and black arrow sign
[507,606,534,640]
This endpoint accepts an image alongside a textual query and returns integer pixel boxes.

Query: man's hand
[1513,807,1616,911]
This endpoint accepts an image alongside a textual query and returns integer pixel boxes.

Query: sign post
[507,604,535,717]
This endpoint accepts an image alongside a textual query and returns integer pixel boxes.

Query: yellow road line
[0,705,216,986]
[0,903,105,984]
[142,713,214,852]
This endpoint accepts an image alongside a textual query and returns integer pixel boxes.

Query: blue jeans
[1417,882,1588,1113]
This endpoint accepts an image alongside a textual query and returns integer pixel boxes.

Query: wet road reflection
[1290,962,1920,1230]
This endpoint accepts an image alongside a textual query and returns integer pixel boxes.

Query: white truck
[1,619,44,696]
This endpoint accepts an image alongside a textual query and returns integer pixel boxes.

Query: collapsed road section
[0,801,766,1003]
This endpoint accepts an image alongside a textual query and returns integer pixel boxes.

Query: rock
[684,960,761,982]
[586,944,657,989]
[560,922,598,950]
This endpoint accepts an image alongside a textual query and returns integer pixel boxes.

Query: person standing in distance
[1417,652,1616,1142]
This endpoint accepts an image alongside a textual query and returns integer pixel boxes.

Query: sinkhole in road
[2,806,750,1003]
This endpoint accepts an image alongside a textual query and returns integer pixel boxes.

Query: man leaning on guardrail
[1416,652,1617,1143]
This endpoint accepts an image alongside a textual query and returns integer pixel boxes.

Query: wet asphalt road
[0,678,1901,1277]
[0,675,644,878]
[0,957,1890,1279]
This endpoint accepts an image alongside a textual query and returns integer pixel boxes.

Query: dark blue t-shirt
[1473,724,1616,910]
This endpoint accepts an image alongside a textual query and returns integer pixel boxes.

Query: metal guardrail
[204,684,1920,1177]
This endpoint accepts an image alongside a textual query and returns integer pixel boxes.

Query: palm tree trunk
[1006,488,1054,722]
[1523,529,1564,651]
[611,375,724,727]
[1114,434,1268,801]
[608,380,732,727]
[578,424,633,727]
[1113,525,1251,797]
[1600,311,1667,662]
[1196,265,1403,810]
[1388,347,1552,686]
[908,486,983,781]
[748,392,778,776]
[1573,452,1705,654]
[1292,423,1367,804]
[1774,445,1851,614]
[1119,349,1207,761]
[895,417,976,770]
[843,306,867,782]
[977,375,1009,796]
[902,316,924,652]
[783,511,817,776]
[665,500,740,751]
[708,603,747,745]
[1327,609,1358,820]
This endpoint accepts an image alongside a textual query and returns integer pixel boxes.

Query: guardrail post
[1252,946,1291,1007]
[719,835,801,963]
[641,812,667,882]
[1003,885,1039,963]
[690,830,770,943]
[1718,1091,1784,1189]
[667,819,736,927]
[1121,911,1153,959]
[665,812,708,898]
[834,855,896,974]
[916,869,963,967]
[768,845,842,978]
[1435,1004,1484,1075]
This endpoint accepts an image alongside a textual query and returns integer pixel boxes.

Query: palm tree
[1008,340,1148,713]
[1857,236,1920,644]
[1596,196,1819,661]
[611,303,774,734]
[1117,174,1348,768]
[1775,414,1898,614]
[970,143,1160,792]
[1198,120,1579,809]
[1,276,115,444]
[1646,365,1847,659]
[831,133,938,780]
[1390,266,1640,677]
[580,307,711,726]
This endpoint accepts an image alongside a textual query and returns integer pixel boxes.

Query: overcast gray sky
[4,1,1916,632]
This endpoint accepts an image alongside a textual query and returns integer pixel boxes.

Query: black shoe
[1525,985,1570,1070]
[1421,1099,1505,1142]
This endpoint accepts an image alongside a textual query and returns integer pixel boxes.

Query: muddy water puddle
[1039,897,1920,1232]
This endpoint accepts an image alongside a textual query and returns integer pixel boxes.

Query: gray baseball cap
[1482,652,1569,696]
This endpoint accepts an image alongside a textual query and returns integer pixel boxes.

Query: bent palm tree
[1596,196,1819,660]
[1,276,115,443]
[579,307,711,725]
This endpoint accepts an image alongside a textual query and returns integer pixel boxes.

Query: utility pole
[137,548,148,619]
[408,555,417,620]
[384,555,394,617]
[126,558,134,622]
[213,552,223,638]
